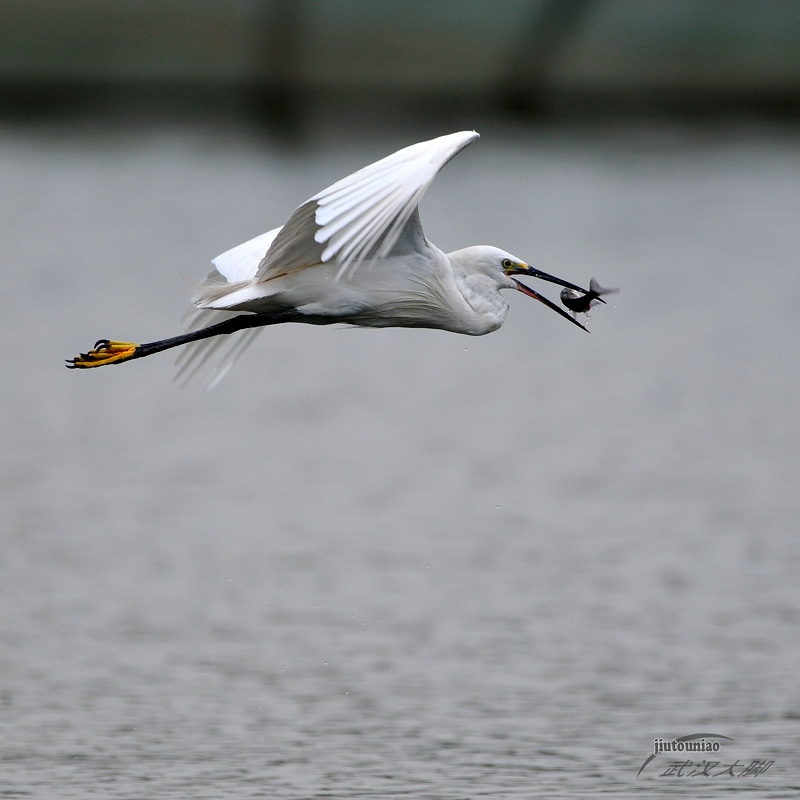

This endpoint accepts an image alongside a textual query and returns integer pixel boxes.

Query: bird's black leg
[66,310,302,368]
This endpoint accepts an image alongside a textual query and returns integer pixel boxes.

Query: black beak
[518,266,588,296]
[511,267,589,332]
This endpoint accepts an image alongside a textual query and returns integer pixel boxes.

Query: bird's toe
[66,340,139,368]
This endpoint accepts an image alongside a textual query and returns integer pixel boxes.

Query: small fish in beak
[560,277,619,318]
[505,263,591,332]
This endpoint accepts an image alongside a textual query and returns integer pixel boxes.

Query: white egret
[67,131,590,384]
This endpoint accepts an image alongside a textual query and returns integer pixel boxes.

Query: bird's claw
[66,340,139,368]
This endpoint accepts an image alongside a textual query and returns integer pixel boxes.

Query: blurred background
[2,2,800,798]
[3,0,800,124]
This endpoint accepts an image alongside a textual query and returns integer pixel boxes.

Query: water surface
[1,120,799,797]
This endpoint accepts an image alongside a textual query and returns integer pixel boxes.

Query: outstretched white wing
[262,129,479,281]
[210,130,479,287]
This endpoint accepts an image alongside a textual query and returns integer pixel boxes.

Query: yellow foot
[66,339,140,369]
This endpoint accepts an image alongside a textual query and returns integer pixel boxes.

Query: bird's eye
[502,259,513,269]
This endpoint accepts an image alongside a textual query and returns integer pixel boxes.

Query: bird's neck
[448,261,508,334]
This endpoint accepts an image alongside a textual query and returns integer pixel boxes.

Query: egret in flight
[67,131,590,385]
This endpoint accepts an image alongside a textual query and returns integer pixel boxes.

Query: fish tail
[589,277,620,299]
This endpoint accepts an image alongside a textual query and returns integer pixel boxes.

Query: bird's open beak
[509,266,589,332]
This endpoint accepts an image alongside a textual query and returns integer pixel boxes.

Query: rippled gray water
[2,119,799,798]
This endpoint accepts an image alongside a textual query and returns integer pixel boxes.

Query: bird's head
[454,246,591,332]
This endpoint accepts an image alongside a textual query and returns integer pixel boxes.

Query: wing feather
[174,309,264,389]
[313,168,396,224]
[206,131,478,290]
[211,226,281,283]
[331,188,406,279]
[257,130,479,281]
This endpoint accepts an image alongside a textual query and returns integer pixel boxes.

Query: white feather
[211,226,281,283]
[256,130,479,281]
[174,309,264,389]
